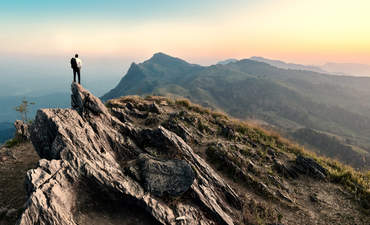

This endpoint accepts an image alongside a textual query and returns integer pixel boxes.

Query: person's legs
[73,69,77,82]
[77,68,81,84]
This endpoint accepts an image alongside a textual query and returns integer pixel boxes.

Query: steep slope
[102,53,370,169]
[102,52,203,99]
[17,84,369,225]
[291,128,369,167]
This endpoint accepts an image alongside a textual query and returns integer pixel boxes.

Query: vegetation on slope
[0,94,369,225]
[107,95,370,224]
[170,97,370,207]
[291,128,369,169]
[102,53,370,169]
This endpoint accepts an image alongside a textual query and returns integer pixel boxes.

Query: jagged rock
[162,119,194,142]
[294,155,328,180]
[110,107,132,123]
[19,83,241,225]
[273,159,299,179]
[125,153,195,197]
[148,103,161,114]
[14,120,30,141]
[246,159,258,175]
[275,190,294,203]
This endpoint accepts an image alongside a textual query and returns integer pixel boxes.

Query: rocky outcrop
[294,155,328,180]
[274,155,328,180]
[18,83,241,225]
[14,120,30,141]
[125,153,195,197]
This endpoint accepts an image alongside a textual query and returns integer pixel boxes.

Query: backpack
[70,58,77,69]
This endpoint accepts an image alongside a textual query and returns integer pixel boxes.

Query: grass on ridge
[107,95,370,210]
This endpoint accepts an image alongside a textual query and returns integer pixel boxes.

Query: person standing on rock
[70,54,82,84]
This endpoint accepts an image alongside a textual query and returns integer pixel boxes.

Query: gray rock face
[18,83,241,225]
[126,154,195,197]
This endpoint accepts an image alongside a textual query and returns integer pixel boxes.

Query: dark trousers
[73,68,81,84]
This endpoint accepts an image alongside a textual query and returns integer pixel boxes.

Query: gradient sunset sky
[1,0,369,65]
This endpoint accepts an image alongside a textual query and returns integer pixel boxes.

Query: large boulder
[18,82,241,225]
[125,153,195,197]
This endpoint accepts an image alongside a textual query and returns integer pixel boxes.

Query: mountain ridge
[101,52,370,169]
[249,56,328,74]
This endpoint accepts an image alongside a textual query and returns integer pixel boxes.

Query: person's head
[75,54,79,58]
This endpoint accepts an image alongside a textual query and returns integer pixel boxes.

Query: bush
[5,137,23,148]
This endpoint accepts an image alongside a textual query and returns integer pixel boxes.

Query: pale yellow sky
[1,0,369,65]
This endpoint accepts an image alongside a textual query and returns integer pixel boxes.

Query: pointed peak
[152,52,170,58]
[71,82,109,116]
[146,52,190,66]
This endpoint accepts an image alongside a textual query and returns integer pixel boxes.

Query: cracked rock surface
[18,83,241,225]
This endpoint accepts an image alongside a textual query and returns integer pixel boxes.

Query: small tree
[14,97,35,122]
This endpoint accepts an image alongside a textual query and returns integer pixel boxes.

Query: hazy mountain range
[102,52,370,168]
[248,56,370,77]
[249,56,327,74]
[321,62,370,77]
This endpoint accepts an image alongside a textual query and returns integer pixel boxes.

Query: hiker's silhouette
[70,54,82,84]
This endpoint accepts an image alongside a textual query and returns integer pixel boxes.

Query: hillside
[102,53,370,169]
[9,83,368,225]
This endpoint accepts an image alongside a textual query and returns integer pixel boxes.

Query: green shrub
[5,137,23,148]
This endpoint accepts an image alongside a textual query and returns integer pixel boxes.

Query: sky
[1,0,370,66]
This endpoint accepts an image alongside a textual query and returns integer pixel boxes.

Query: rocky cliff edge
[18,83,241,225]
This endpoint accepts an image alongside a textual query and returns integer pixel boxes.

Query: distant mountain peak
[217,58,238,65]
[147,52,189,65]
[152,52,171,59]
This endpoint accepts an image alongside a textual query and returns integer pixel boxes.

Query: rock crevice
[18,83,240,225]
